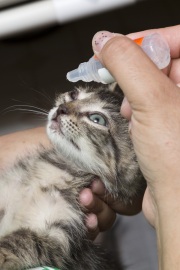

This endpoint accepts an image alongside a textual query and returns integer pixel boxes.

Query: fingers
[169,59,180,83]
[91,179,142,215]
[92,32,175,111]
[79,179,143,237]
[92,26,180,60]
[120,97,132,120]
[84,214,99,240]
[127,25,180,59]
[79,187,116,232]
[79,178,143,239]
[142,187,156,227]
[127,27,180,83]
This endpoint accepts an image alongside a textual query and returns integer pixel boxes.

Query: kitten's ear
[108,82,118,92]
[108,83,124,99]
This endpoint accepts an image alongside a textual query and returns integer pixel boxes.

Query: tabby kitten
[0,84,145,270]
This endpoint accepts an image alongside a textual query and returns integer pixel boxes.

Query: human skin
[80,25,180,234]
[0,127,51,169]
[84,25,180,269]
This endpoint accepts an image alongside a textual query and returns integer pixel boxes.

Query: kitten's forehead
[77,90,92,100]
[55,87,92,105]
[55,86,122,112]
[75,87,120,112]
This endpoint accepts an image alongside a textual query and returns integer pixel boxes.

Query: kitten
[0,84,145,270]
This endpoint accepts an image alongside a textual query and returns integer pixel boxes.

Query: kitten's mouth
[49,117,80,151]
[49,112,64,135]
[50,120,60,131]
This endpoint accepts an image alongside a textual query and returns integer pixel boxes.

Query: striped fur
[0,84,145,269]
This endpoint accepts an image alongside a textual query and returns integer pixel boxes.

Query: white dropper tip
[66,57,105,83]
[66,69,80,82]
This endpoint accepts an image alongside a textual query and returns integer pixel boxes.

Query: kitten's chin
[47,123,60,145]
[49,121,59,131]
[47,124,117,183]
[47,120,64,137]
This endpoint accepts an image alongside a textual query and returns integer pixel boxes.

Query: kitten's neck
[49,141,121,197]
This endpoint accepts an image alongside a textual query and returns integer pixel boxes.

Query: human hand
[80,25,180,238]
[79,179,143,239]
[91,25,180,228]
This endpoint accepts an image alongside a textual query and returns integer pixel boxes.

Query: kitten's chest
[0,160,91,238]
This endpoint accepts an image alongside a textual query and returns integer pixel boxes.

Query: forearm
[145,184,180,270]
[0,127,51,169]
[156,195,180,270]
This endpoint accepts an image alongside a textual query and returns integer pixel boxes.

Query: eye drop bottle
[66,33,170,84]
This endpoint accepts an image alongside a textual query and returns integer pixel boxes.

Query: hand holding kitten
[81,25,180,268]
[79,179,143,239]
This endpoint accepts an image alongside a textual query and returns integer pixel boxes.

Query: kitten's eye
[88,114,107,126]
[69,89,78,100]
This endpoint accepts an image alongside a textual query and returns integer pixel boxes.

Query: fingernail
[120,97,132,120]
[86,214,98,230]
[92,31,115,53]
[79,189,93,206]
[121,97,128,110]
[120,97,128,115]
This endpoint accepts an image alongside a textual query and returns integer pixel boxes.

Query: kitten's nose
[57,104,68,115]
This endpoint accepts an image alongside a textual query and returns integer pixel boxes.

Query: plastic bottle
[66,33,170,84]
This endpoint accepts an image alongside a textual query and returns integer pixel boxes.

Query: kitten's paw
[0,248,22,270]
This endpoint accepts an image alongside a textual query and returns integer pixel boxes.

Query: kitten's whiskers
[3,105,48,118]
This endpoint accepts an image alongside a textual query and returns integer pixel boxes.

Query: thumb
[92,31,175,111]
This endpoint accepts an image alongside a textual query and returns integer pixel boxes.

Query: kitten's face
[47,85,143,197]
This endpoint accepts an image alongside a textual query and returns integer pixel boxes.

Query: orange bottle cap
[134,37,144,46]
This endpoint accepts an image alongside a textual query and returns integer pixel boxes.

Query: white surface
[54,0,136,23]
[0,0,56,38]
[0,0,136,38]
